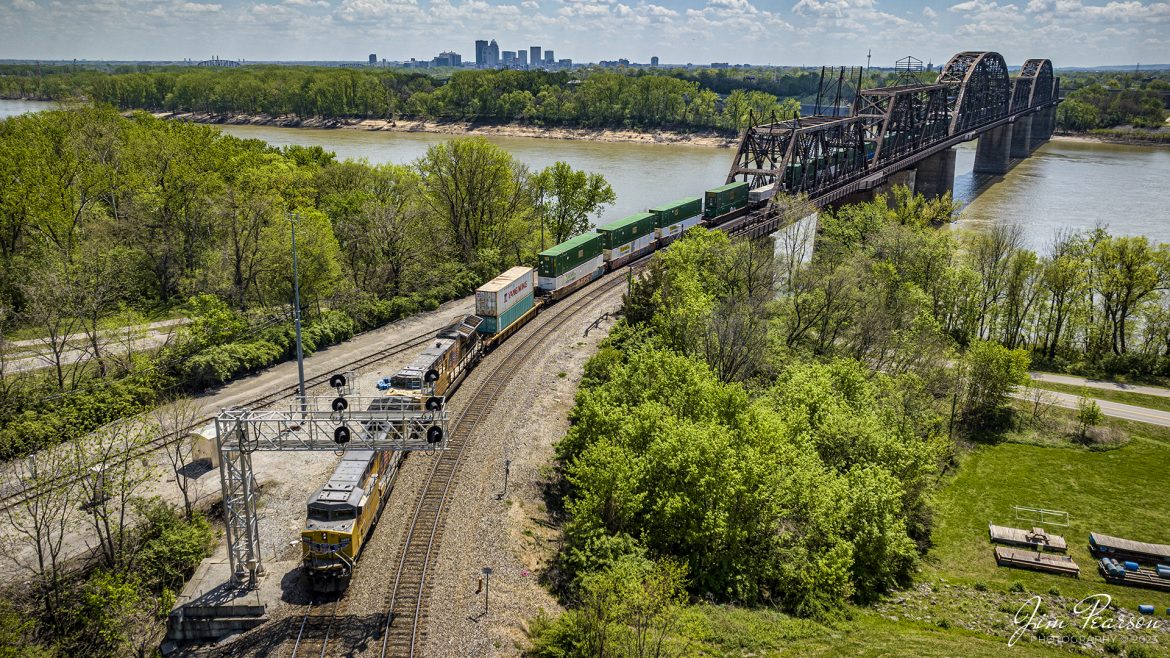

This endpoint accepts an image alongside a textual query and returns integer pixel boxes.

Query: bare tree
[19,266,83,392]
[73,252,126,378]
[75,421,156,568]
[2,446,79,626]
[152,397,207,519]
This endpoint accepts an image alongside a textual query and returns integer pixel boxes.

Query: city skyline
[0,0,1167,67]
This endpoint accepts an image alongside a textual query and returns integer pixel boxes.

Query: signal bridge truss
[215,376,450,587]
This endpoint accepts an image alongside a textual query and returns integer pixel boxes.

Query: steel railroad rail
[377,270,631,658]
[291,596,349,658]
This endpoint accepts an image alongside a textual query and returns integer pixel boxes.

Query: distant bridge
[725,52,1060,236]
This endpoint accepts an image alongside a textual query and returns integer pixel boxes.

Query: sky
[0,0,1167,68]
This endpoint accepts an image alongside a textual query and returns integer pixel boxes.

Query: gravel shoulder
[417,286,622,657]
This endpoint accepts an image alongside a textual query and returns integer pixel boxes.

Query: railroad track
[291,596,350,658]
[0,329,438,513]
[377,271,629,658]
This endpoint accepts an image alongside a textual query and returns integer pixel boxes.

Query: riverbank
[152,111,741,148]
[1053,131,1170,147]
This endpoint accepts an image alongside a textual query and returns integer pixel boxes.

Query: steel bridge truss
[726,52,1058,214]
[215,394,450,587]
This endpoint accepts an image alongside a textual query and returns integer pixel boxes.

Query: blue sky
[0,0,1167,67]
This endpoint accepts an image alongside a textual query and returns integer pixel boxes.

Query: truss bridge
[726,52,1060,235]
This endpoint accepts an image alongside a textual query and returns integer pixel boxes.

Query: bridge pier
[915,148,956,200]
[974,123,1013,175]
[1010,115,1033,158]
[1030,106,1056,150]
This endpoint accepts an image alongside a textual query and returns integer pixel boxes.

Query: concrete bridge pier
[915,148,956,200]
[1010,115,1033,158]
[1030,106,1056,150]
[974,123,1013,175]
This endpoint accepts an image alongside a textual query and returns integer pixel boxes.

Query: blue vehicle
[376,376,393,391]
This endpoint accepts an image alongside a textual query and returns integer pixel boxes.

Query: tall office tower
[488,39,500,67]
[543,50,554,63]
[530,46,541,68]
[517,50,527,67]
[369,53,377,65]
[475,39,488,67]
[502,51,515,64]
[651,56,659,67]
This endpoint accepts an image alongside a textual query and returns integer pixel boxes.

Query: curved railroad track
[377,271,630,658]
[0,329,438,513]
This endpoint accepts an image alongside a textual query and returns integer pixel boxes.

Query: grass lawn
[1030,379,1170,414]
[927,431,1170,614]
[676,604,1085,657]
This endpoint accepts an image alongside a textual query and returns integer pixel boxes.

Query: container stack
[537,232,604,292]
[597,212,657,264]
[703,182,749,220]
[475,266,535,334]
[650,197,703,241]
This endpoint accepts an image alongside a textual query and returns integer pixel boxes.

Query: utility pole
[290,212,307,413]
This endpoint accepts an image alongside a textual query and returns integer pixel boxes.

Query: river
[4,100,1169,251]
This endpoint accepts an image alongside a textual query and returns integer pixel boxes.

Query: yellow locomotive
[301,448,402,592]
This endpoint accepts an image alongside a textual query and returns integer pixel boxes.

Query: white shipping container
[538,255,604,291]
[603,233,657,261]
[655,215,703,239]
[748,182,777,204]
[476,266,536,317]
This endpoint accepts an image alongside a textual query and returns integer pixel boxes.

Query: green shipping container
[597,212,657,249]
[476,291,535,334]
[539,232,603,278]
[649,197,702,228]
[703,182,749,219]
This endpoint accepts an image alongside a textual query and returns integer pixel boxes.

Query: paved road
[1030,371,1170,399]
[1017,388,1170,427]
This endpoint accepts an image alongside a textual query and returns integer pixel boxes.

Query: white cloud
[283,0,330,7]
[922,5,937,16]
[11,0,37,9]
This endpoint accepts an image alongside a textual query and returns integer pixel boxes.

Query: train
[301,180,759,592]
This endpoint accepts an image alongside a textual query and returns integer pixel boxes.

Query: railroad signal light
[334,426,351,444]
[426,426,444,444]
[425,396,443,411]
[329,373,348,389]
[331,397,349,412]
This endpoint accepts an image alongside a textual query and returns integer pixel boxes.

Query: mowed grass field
[927,429,1170,614]
[681,605,1084,657]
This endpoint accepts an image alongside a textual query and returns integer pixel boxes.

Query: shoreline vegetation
[147,108,1170,149]
[149,110,742,148]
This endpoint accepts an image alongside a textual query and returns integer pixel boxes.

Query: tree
[532,161,616,248]
[1,446,79,629]
[416,137,534,267]
[152,397,207,519]
[1076,391,1104,441]
[959,340,1030,430]
[75,421,157,568]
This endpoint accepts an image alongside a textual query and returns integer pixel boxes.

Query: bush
[134,499,214,593]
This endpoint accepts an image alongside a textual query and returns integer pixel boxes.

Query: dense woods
[1058,71,1170,133]
[532,187,1170,655]
[0,106,613,459]
[0,65,803,131]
